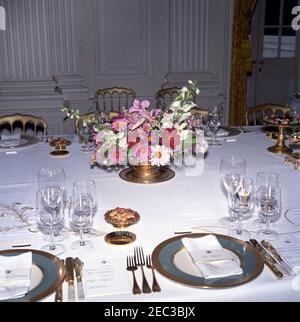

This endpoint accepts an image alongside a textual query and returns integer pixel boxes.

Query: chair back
[155,87,182,110]
[95,87,136,112]
[246,104,292,126]
[0,114,47,135]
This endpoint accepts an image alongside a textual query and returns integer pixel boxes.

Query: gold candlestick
[267,124,293,154]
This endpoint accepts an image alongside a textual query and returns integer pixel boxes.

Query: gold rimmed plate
[119,167,175,184]
[152,233,264,289]
[0,135,39,152]
[0,249,65,302]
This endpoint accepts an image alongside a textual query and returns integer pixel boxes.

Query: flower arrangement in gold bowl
[62,80,208,183]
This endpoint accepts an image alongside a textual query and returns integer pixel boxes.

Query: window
[263,0,297,58]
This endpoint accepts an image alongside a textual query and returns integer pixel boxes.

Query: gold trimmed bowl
[104,207,140,229]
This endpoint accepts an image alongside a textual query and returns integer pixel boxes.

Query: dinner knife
[66,257,76,302]
[55,259,64,302]
[249,239,284,279]
[261,240,296,277]
[73,257,85,302]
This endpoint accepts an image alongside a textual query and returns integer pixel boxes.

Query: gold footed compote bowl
[265,121,293,154]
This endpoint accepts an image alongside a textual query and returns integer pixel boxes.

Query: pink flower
[95,132,105,145]
[129,99,150,114]
[108,148,126,165]
[132,145,151,163]
[142,122,152,133]
[112,118,128,132]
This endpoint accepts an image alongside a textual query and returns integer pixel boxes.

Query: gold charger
[152,233,264,289]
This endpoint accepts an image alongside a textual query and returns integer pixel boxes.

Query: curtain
[229,0,257,126]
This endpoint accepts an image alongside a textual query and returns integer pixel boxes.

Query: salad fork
[146,255,161,293]
[126,256,141,295]
[134,247,151,294]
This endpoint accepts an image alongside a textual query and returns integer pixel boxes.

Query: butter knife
[249,239,284,279]
[66,257,76,302]
[55,259,64,302]
[73,257,85,302]
[261,240,296,277]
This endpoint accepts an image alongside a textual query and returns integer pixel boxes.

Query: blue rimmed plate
[0,249,65,302]
[152,234,264,289]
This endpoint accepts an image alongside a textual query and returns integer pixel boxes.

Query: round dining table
[0,127,300,302]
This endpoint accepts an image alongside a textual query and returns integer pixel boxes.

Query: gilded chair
[246,104,292,126]
[95,87,136,112]
[190,107,209,117]
[0,114,48,135]
[155,87,182,110]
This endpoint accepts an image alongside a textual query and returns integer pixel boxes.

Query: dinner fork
[146,255,161,293]
[134,247,151,294]
[126,256,142,295]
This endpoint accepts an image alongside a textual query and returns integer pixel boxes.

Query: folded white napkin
[0,134,21,147]
[182,235,243,279]
[0,252,32,301]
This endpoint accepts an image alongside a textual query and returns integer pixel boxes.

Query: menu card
[84,257,131,298]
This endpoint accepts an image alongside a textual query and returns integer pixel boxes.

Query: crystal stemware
[69,193,94,250]
[207,106,222,147]
[219,156,246,227]
[38,187,65,255]
[257,186,281,240]
[228,176,254,240]
[254,172,279,228]
[79,127,93,153]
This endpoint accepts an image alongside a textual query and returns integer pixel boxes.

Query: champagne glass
[207,106,222,147]
[219,156,246,227]
[228,176,254,240]
[38,187,65,255]
[73,179,97,234]
[257,187,281,240]
[69,192,94,250]
[254,172,279,228]
[37,168,67,242]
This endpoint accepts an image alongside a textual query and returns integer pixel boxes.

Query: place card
[84,257,131,298]
[272,236,300,268]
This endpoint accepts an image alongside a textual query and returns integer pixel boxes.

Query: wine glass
[219,156,246,227]
[257,187,281,240]
[228,176,255,240]
[254,172,279,228]
[69,192,94,250]
[207,106,222,147]
[38,187,65,255]
[79,127,93,153]
[37,168,67,242]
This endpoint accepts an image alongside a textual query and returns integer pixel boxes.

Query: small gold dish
[104,207,140,228]
[50,150,70,158]
[105,231,136,245]
[50,137,71,150]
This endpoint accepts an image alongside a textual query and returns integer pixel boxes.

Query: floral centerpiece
[62,80,208,181]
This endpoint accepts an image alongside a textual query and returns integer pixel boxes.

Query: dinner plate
[0,249,65,302]
[152,233,264,289]
[0,135,39,151]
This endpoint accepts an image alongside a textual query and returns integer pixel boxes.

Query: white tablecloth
[1,129,300,302]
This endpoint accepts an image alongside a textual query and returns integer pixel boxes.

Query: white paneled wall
[0,0,234,133]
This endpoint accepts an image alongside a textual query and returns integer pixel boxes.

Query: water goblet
[69,193,94,250]
[73,179,97,234]
[257,187,281,240]
[254,172,279,228]
[38,187,65,255]
[79,127,93,153]
[219,156,246,227]
[228,176,254,240]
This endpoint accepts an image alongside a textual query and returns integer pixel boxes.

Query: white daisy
[150,145,172,167]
